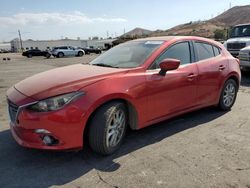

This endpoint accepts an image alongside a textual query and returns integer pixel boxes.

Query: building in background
[10,38,115,52]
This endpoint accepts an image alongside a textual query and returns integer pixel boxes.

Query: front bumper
[240,59,250,68]
[7,87,87,150]
[228,50,240,57]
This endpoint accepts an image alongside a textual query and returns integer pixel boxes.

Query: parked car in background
[78,47,102,54]
[238,46,250,70]
[22,49,50,58]
[7,36,240,155]
[224,23,250,57]
[0,49,11,53]
[51,46,85,58]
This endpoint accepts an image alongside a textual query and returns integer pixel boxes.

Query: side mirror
[159,58,180,76]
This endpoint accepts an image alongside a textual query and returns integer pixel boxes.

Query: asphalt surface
[0,53,250,188]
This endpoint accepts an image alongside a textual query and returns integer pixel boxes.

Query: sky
[0,0,249,42]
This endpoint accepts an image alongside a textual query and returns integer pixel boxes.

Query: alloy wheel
[223,82,236,107]
[106,109,126,148]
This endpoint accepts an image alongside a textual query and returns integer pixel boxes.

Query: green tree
[214,29,227,40]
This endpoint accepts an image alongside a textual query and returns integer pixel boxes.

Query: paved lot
[0,53,250,188]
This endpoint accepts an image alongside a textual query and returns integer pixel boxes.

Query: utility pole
[18,29,23,52]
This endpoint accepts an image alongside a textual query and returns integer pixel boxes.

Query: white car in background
[238,46,250,70]
[51,46,85,58]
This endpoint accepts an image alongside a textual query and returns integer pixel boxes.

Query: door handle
[187,73,197,81]
[219,65,226,71]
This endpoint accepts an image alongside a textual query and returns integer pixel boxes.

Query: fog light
[43,135,53,145]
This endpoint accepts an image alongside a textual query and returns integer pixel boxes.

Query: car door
[60,46,69,56]
[33,50,40,56]
[145,41,199,122]
[68,46,76,56]
[193,41,227,106]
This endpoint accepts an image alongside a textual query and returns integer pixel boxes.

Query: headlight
[27,91,84,112]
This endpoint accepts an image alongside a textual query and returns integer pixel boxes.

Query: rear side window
[213,46,221,56]
[195,42,214,61]
[59,46,68,49]
[153,42,191,69]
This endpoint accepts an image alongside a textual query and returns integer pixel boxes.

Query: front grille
[227,43,246,50]
[8,100,19,123]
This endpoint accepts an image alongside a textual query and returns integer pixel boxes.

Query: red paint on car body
[6,36,241,150]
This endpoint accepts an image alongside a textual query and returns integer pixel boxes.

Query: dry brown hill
[211,5,250,26]
[121,27,153,37]
[149,5,250,38]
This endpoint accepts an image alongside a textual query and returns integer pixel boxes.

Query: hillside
[121,27,153,37]
[211,5,250,26]
[149,5,250,38]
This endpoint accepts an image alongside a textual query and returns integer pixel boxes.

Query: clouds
[0,11,127,27]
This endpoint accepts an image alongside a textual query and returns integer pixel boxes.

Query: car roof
[234,23,250,27]
[134,36,213,42]
[132,36,224,49]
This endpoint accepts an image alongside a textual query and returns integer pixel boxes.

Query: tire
[88,102,127,155]
[57,52,64,58]
[218,79,238,111]
[78,51,84,57]
[45,53,51,58]
[27,54,32,58]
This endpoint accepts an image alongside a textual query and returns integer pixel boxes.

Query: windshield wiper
[92,63,119,68]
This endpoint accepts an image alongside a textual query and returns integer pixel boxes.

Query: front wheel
[88,102,127,155]
[218,79,238,111]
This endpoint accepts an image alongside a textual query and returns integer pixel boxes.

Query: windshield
[90,41,164,68]
[230,25,250,38]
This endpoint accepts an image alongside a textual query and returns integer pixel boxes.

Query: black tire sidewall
[88,102,127,155]
[58,52,63,58]
[78,51,83,57]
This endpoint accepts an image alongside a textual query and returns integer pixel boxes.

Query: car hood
[15,64,128,100]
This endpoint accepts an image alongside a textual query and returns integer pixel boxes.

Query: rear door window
[213,46,221,56]
[195,42,215,61]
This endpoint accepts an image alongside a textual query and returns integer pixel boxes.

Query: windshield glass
[90,41,164,68]
[230,25,250,38]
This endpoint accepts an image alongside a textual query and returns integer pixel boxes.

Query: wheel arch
[225,73,240,90]
[216,72,240,104]
[82,97,139,146]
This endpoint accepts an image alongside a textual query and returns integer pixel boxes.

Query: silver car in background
[238,46,250,70]
[51,46,85,58]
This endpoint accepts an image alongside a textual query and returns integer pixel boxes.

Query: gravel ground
[0,53,250,188]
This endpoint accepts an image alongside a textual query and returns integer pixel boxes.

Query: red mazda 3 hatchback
[7,36,241,155]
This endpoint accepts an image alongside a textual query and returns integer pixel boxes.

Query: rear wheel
[88,102,127,155]
[218,79,238,111]
[27,54,32,58]
[78,51,84,57]
[57,52,64,58]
